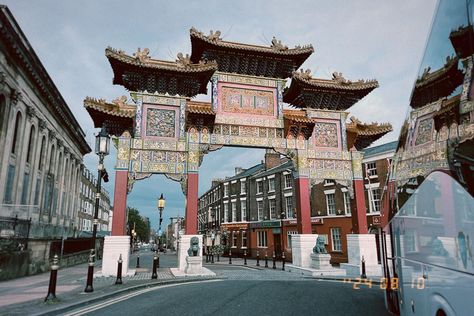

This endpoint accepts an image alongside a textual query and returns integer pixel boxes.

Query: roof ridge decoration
[133,47,151,63]
[271,36,288,51]
[417,55,457,84]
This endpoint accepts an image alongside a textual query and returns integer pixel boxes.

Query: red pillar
[111,170,128,236]
[352,179,368,234]
[295,177,312,234]
[185,172,199,234]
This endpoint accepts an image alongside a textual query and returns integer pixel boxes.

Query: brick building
[198,142,397,264]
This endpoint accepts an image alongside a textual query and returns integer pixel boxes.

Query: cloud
[3,0,436,229]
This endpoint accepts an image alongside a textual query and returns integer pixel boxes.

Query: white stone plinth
[101,236,132,277]
[177,235,202,272]
[346,234,378,266]
[311,253,332,270]
[185,256,202,274]
[291,234,318,269]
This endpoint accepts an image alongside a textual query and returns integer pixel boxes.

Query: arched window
[26,125,36,163]
[49,145,55,174]
[11,111,22,154]
[38,136,46,171]
[0,95,5,132]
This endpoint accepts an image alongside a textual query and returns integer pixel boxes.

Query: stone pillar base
[346,234,378,265]
[185,256,202,274]
[291,234,318,269]
[101,236,132,277]
[177,235,202,272]
[311,253,332,270]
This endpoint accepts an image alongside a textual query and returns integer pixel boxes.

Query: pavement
[0,250,386,316]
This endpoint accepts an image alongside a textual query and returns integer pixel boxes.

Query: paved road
[67,267,389,316]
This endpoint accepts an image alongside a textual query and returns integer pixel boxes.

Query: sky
[3,0,437,231]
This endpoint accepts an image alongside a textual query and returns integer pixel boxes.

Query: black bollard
[151,253,158,279]
[211,251,214,264]
[229,249,232,264]
[136,253,140,269]
[272,251,276,269]
[256,251,260,267]
[206,250,209,263]
[244,250,247,265]
[265,252,268,268]
[361,255,367,279]
[115,254,123,285]
[217,253,220,262]
[45,254,59,302]
[157,252,160,268]
[84,250,95,293]
[282,252,286,271]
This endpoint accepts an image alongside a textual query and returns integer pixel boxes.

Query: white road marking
[63,279,222,316]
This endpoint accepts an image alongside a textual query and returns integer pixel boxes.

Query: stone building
[198,142,397,264]
[0,6,91,278]
[78,167,111,234]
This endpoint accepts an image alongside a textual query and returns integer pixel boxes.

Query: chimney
[235,167,245,175]
[211,178,222,188]
[264,149,280,170]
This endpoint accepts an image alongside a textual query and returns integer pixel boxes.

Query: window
[368,188,381,213]
[256,180,263,194]
[324,179,335,186]
[232,231,238,247]
[366,162,377,177]
[240,180,246,194]
[21,172,30,204]
[331,228,342,251]
[224,183,229,197]
[241,200,247,221]
[231,202,237,222]
[257,200,264,221]
[285,196,294,218]
[287,231,298,248]
[268,178,275,192]
[284,173,292,189]
[326,193,336,215]
[343,191,351,215]
[223,203,229,222]
[11,112,22,154]
[241,231,247,248]
[26,125,36,163]
[269,199,276,219]
[257,230,267,247]
[4,164,15,203]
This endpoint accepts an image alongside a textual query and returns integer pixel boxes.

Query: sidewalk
[0,251,218,316]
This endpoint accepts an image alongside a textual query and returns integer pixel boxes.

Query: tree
[127,207,150,242]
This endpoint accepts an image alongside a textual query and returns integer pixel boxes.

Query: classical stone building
[0,6,91,278]
[198,141,397,264]
[78,167,111,234]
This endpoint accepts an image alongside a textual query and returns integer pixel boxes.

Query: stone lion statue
[312,236,327,254]
[187,237,200,256]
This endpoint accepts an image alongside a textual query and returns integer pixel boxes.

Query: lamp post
[84,127,110,293]
[157,194,165,251]
[211,209,216,263]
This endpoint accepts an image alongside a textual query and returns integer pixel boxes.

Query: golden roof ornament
[350,116,362,124]
[176,52,191,66]
[112,95,128,107]
[332,72,350,84]
[207,30,222,42]
[271,36,288,51]
[295,68,312,80]
[133,47,150,63]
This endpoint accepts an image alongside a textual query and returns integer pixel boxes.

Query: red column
[295,177,312,234]
[351,179,368,234]
[111,170,128,236]
[185,173,199,234]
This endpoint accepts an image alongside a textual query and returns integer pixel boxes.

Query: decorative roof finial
[112,95,128,107]
[176,52,191,66]
[207,30,222,42]
[133,47,150,63]
[271,36,288,51]
[332,72,350,84]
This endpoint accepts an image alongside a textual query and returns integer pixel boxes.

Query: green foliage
[127,207,150,242]
[211,244,225,255]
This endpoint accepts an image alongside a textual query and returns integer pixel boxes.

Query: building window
[223,203,229,222]
[11,112,22,155]
[324,179,335,186]
[26,125,36,164]
[326,193,336,215]
[38,136,45,170]
[4,164,16,203]
[224,183,229,197]
[231,202,237,222]
[256,180,263,194]
[240,180,246,194]
[287,231,298,248]
[285,196,294,218]
[331,228,342,252]
[241,231,247,248]
[269,199,276,219]
[366,162,377,177]
[284,173,292,189]
[232,231,238,248]
[241,200,247,221]
[257,230,267,248]
[21,172,30,204]
[368,188,381,213]
[268,178,275,192]
[257,200,264,221]
[343,191,351,215]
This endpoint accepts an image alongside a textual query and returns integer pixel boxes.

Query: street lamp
[84,127,110,293]
[157,194,165,250]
